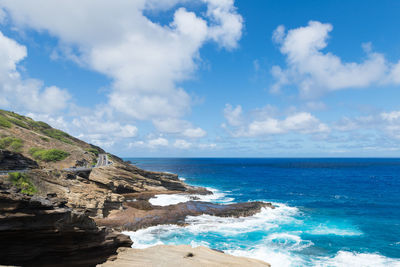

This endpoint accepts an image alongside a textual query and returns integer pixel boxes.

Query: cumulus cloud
[174,139,192,149]
[223,104,328,137]
[0,31,70,113]
[223,104,243,126]
[152,117,206,138]
[182,127,206,138]
[130,137,169,149]
[334,111,400,139]
[0,0,243,126]
[271,21,400,97]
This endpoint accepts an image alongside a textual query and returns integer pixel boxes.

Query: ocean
[122,158,400,266]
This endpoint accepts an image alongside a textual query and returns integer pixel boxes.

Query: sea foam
[148,187,234,206]
[313,251,400,267]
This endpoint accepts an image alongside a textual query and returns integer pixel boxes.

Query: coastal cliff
[0,109,271,266]
[0,188,132,266]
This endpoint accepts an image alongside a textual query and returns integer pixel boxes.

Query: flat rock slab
[97,200,274,231]
[98,245,270,267]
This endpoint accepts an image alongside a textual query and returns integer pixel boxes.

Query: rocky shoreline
[0,150,272,266]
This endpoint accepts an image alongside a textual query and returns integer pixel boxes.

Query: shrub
[40,136,50,142]
[86,148,99,156]
[0,137,23,152]
[29,147,70,162]
[9,172,37,195]
[0,115,12,128]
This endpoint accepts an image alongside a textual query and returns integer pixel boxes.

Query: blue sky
[0,0,400,157]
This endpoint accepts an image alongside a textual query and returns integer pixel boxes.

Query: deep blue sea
[123,158,400,266]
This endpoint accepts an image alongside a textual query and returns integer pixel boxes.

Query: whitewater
[123,158,400,267]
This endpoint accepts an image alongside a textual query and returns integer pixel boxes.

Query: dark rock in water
[0,149,39,170]
[97,200,274,231]
[0,190,132,267]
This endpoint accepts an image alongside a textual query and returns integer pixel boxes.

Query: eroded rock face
[24,162,208,219]
[88,162,191,194]
[0,190,132,267]
[97,200,274,231]
[0,149,39,170]
[27,169,125,218]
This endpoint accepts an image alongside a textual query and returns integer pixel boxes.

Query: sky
[0,0,400,157]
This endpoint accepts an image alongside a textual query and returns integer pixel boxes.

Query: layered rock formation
[0,188,132,267]
[0,149,39,170]
[25,161,209,219]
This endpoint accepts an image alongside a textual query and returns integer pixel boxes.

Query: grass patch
[29,147,70,162]
[28,120,52,131]
[9,172,37,195]
[41,128,74,144]
[0,137,23,152]
[40,136,50,142]
[6,117,29,129]
[86,148,99,157]
[0,115,12,128]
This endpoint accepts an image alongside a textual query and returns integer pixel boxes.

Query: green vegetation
[29,121,51,130]
[40,136,50,142]
[0,115,12,128]
[29,147,70,162]
[7,117,29,129]
[9,172,37,195]
[86,148,99,156]
[0,109,75,145]
[0,136,23,152]
[40,129,74,144]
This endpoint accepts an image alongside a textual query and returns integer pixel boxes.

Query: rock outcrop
[98,245,270,267]
[0,189,132,267]
[24,162,210,219]
[88,162,198,194]
[0,149,39,170]
[97,199,274,231]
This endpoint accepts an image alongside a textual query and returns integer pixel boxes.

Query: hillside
[0,109,207,265]
[0,109,107,170]
[0,109,271,267]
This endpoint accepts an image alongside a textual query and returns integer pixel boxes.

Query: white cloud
[174,139,192,149]
[334,111,400,139]
[203,0,243,50]
[0,0,243,124]
[72,115,138,139]
[246,112,329,137]
[130,137,169,149]
[198,143,217,149]
[272,21,400,97]
[183,127,206,138]
[223,104,243,126]
[223,104,329,137]
[0,8,5,24]
[0,31,70,113]
[148,137,169,147]
[381,111,400,121]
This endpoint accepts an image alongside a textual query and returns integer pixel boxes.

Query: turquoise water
[123,158,400,266]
